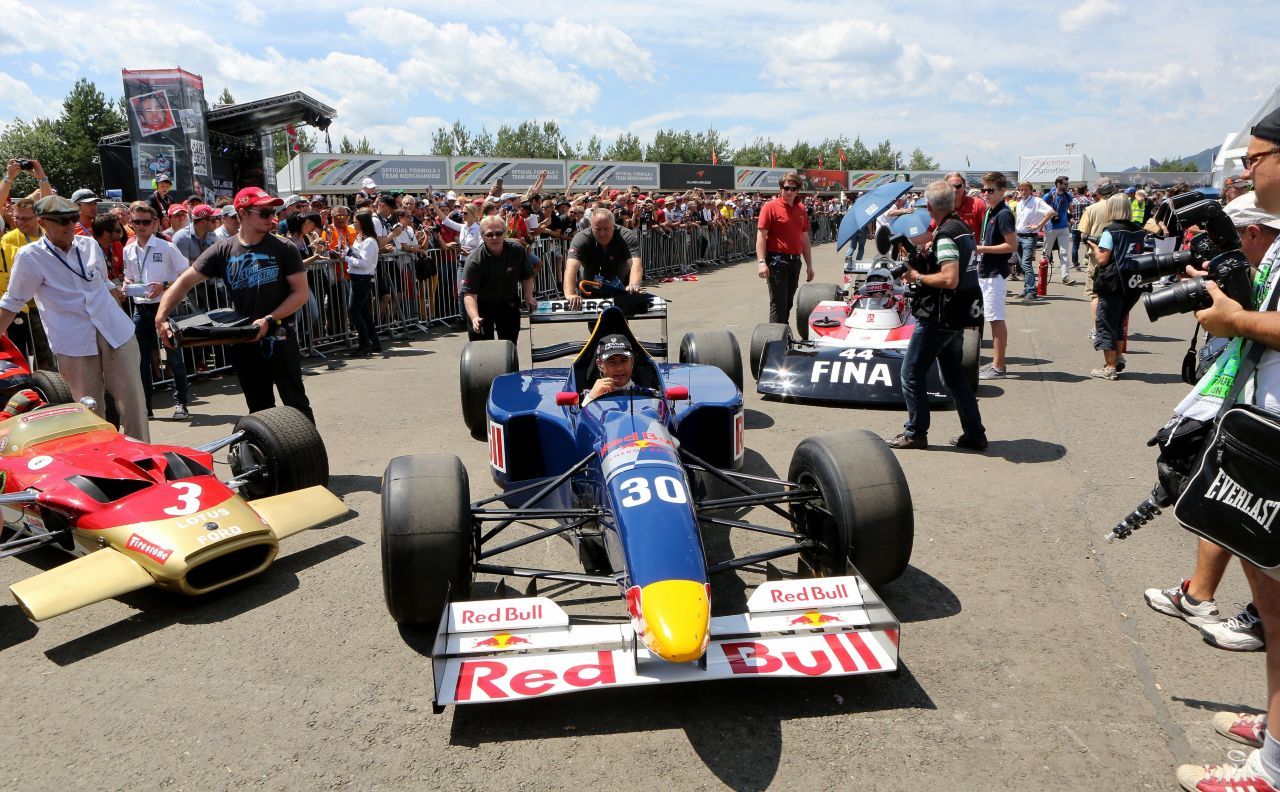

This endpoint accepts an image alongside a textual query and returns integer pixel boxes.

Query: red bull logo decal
[458,603,544,626]
[787,611,844,627]
[471,633,533,650]
[721,633,882,676]
[455,650,616,701]
[599,431,674,459]
[770,582,850,605]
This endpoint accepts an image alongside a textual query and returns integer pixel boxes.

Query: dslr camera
[1130,192,1252,321]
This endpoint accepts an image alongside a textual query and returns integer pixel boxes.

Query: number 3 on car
[162,482,203,516]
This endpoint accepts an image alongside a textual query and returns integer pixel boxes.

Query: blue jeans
[1017,235,1038,296]
[1071,229,1083,267]
[851,227,867,259]
[901,321,985,440]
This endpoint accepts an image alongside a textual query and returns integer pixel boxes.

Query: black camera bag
[1176,404,1280,567]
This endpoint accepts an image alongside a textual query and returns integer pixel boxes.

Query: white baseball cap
[361,177,378,190]
[1225,192,1280,232]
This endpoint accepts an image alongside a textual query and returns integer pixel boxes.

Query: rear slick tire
[794,283,839,340]
[460,340,518,441]
[749,323,791,381]
[678,330,743,392]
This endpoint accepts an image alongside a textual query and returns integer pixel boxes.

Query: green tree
[494,120,573,159]
[907,147,939,170]
[644,127,730,164]
[869,139,899,170]
[605,132,643,162]
[0,118,67,197]
[215,87,235,107]
[271,127,318,172]
[582,134,604,161]
[845,136,873,169]
[55,78,127,193]
[730,136,781,167]
[431,119,474,156]
[784,140,819,169]
[1151,157,1197,172]
[471,127,495,157]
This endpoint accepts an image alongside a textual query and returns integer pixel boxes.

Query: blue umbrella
[837,181,914,250]
[889,204,932,239]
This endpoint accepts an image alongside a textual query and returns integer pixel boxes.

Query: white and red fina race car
[750,261,980,406]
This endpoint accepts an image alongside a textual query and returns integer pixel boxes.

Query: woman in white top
[340,210,382,356]
[441,203,482,256]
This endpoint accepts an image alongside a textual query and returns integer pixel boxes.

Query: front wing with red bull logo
[429,575,900,708]
[755,343,950,406]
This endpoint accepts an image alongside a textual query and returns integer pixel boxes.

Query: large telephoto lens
[1143,277,1209,321]
[1131,249,1195,284]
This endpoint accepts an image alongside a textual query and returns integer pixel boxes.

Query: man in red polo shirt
[756,171,813,323]
[947,172,986,236]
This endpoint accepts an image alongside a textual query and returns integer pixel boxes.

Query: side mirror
[664,386,689,401]
[555,391,580,407]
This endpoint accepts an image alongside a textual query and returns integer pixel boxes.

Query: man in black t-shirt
[563,208,642,309]
[974,171,1017,379]
[459,216,536,342]
[155,187,314,422]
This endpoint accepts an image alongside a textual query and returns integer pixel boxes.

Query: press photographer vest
[1095,221,1148,295]
[910,215,982,330]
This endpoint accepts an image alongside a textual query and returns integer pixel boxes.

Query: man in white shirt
[123,201,192,420]
[214,204,238,238]
[0,196,148,440]
[1012,181,1056,303]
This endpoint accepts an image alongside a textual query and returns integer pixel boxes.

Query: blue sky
[1,0,1277,171]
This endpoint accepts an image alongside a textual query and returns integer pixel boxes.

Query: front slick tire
[232,406,328,499]
[381,454,473,630]
[787,430,913,586]
[460,340,518,441]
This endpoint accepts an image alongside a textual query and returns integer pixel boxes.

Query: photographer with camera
[1161,107,1280,792]
[885,181,986,451]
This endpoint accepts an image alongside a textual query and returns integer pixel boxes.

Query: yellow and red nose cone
[638,580,710,663]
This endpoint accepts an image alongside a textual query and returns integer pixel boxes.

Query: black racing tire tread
[678,330,743,392]
[749,323,792,381]
[795,283,840,340]
[233,406,329,496]
[787,429,914,586]
[31,370,73,405]
[460,340,518,441]
[381,454,473,628]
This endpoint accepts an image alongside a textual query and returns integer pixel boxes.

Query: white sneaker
[1200,603,1265,651]
[1144,579,1222,626]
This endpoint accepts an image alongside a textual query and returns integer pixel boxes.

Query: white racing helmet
[861,256,898,308]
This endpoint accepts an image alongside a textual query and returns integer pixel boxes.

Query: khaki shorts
[1083,253,1098,298]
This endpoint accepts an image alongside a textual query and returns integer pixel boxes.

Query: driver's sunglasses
[248,208,278,219]
[980,187,999,194]
[130,216,154,225]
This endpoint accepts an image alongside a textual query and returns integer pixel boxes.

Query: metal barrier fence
[141,215,838,385]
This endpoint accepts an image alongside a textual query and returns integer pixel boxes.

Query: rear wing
[528,297,669,364]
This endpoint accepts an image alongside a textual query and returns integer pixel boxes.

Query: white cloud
[524,20,655,83]
[233,0,264,25]
[347,10,600,115]
[1059,0,1124,32]
[0,70,60,120]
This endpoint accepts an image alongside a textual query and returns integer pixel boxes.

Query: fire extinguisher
[1036,255,1049,297]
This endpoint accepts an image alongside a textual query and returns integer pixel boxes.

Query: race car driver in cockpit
[582,334,635,406]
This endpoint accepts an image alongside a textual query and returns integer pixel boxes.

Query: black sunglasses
[248,208,278,219]
[980,187,999,194]
[130,217,154,225]
[780,185,799,192]
[481,231,505,238]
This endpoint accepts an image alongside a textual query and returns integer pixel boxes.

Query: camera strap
[1215,282,1280,417]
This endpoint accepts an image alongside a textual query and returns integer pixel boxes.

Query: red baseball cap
[190,204,217,219]
[608,189,619,199]
[167,204,189,217]
[233,187,284,210]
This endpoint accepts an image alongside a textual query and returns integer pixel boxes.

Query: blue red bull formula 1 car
[380,299,914,709]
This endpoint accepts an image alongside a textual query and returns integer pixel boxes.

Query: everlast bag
[168,308,261,348]
[1175,405,1280,568]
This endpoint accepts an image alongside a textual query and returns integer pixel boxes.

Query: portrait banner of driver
[130,90,178,137]
[563,208,643,309]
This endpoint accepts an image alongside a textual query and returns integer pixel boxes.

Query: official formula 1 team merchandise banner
[302,154,450,190]
[802,169,849,191]
[846,171,911,190]
[452,159,568,190]
[568,161,660,189]
[734,167,790,191]
[121,68,214,200]
[659,163,734,191]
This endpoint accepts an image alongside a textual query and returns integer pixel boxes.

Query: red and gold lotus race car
[0,388,348,622]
